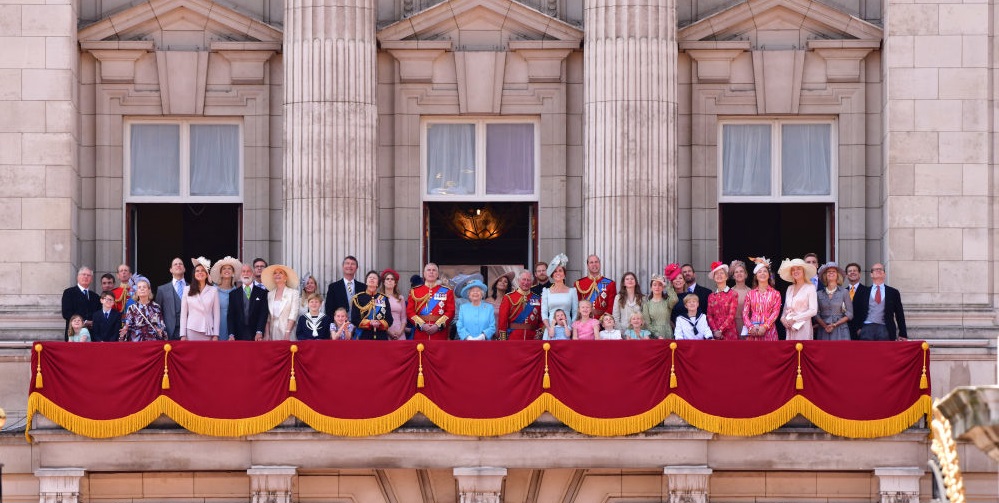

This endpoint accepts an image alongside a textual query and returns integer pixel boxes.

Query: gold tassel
[795,343,804,390]
[161,344,172,390]
[542,342,551,389]
[416,343,425,388]
[34,343,43,389]
[920,342,929,389]
[669,342,678,389]
[289,344,298,392]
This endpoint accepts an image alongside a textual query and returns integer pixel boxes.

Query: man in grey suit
[155,257,187,340]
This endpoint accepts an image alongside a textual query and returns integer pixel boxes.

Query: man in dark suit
[846,262,866,337]
[155,257,187,340]
[671,263,712,322]
[852,263,907,341]
[228,263,269,341]
[325,255,366,320]
[61,266,101,341]
[91,292,123,342]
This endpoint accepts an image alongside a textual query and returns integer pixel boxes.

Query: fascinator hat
[749,256,772,275]
[191,256,211,271]
[709,261,729,278]
[664,263,682,281]
[547,253,569,277]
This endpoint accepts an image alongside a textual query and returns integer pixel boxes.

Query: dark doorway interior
[128,203,241,287]
[425,202,535,269]
[719,203,833,268]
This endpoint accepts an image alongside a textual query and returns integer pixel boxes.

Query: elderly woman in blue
[456,280,496,340]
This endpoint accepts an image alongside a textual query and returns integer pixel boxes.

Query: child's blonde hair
[576,300,593,320]
[599,312,615,327]
[67,314,84,338]
[628,312,646,328]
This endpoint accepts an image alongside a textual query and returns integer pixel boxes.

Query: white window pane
[486,123,534,195]
[781,124,831,196]
[130,124,180,196]
[427,124,475,195]
[722,124,771,196]
[190,125,240,196]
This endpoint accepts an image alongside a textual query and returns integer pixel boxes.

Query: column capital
[453,467,507,503]
[248,466,297,503]
[664,465,711,503]
[36,468,86,503]
[874,467,922,503]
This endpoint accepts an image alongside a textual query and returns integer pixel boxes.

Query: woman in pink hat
[706,261,738,340]
[742,257,781,341]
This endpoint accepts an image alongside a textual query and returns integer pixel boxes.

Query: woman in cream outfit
[778,258,818,341]
[262,264,301,341]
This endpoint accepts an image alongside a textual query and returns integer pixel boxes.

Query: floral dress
[742,287,781,341]
[707,288,739,340]
[122,301,167,341]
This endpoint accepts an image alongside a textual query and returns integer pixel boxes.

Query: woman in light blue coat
[456,280,496,340]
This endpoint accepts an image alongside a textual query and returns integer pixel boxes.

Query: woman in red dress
[706,261,738,340]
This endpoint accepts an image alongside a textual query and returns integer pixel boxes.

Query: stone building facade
[1,0,999,500]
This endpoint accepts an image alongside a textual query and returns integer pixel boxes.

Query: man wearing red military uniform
[407,262,455,341]
[574,254,616,318]
[498,270,543,340]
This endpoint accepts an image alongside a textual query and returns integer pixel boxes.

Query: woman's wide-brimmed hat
[491,270,516,289]
[817,261,845,285]
[261,264,299,291]
[650,274,667,286]
[778,258,817,283]
[460,279,488,299]
[209,256,243,285]
[547,253,569,277]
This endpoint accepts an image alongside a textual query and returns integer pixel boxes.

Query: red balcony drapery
[26,340,931,440]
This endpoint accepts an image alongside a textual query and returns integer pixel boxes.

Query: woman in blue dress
[456,280,496,340]
[211,256,242,340]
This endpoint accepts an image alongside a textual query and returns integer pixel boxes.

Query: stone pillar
[664,465,711,503]
[35,468,85,503]
[582,0,677,279]
[283,0,378,282]
[874,467,921,503]
[247,465,297,503]
[453,467,507,503]
[0,0,80,339]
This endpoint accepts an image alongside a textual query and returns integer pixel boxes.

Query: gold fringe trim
[26,392,933,441]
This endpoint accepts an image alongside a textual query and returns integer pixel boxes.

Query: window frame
[123,118,244,203]
[420,117,541,202]
[717,118,838,203]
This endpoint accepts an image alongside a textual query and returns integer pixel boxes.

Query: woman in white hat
[180,257,221,341]
[456,279,496,340]
[210,256,242,341]
[262,264,300,340]
[778,258,819,341]
[706,261,738,340]
[814,262,853,341]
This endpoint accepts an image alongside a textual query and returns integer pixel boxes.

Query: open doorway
[127,203,241,287]
[719,203,834,267]
[424,202,536,276]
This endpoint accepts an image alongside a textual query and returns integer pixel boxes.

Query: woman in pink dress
[180,257,221,341]
[778,258,819,341]
[380,269,407,340]
[729,260,751,336]
[706,261,738,340]
[742,257,781,341]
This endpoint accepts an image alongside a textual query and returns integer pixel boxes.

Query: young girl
[67,314,91,342]
[296,293,330,340]
[546,309,572,340]
[330,307,355,341]
[572,300,600,340]
[675,294,713,340]
[623,312,651,340]
[598,313,622,340]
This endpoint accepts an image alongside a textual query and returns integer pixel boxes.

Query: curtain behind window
[190,124,240,196]
[130,124,180,196]
[781,124,831,196]
[486,123,534,195]
[722,124,771,196]
[427,124,476,195]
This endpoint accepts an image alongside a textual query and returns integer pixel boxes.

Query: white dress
[267,288,300,341]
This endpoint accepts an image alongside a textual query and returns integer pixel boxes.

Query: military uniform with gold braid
[407,282,455,341]
[498,286,543,340]
[575,275,616,317]
[350,291,394,340]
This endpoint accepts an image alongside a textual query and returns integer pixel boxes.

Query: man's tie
[875,286,882,304]
[346,281,355,317]
[104,311,109,320]
[849,285,855,300]
[175,280,183,298]
[245,285,251,299]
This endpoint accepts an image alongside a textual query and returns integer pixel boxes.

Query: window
[125,119,242,202]
[719,120,835,202]
[422,118,539,201]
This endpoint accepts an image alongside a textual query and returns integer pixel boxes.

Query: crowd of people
[60,252,907,343]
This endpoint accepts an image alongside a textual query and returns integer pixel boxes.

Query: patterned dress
[122,301,167,341]
[707,288,739,340]
[742,287,781,341]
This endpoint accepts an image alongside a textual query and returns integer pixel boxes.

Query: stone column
[36,468,85,503]
[284,0,378,282]
[0,0,80,339]
[664,465,711,503]
[583,0,677,279]
[453,467,507,503]
[874,467,921,503]
[247,465,297,503]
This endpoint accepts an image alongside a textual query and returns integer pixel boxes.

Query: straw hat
[777,258,817,283]
[261,264,300,291]
[210,256,243,285]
